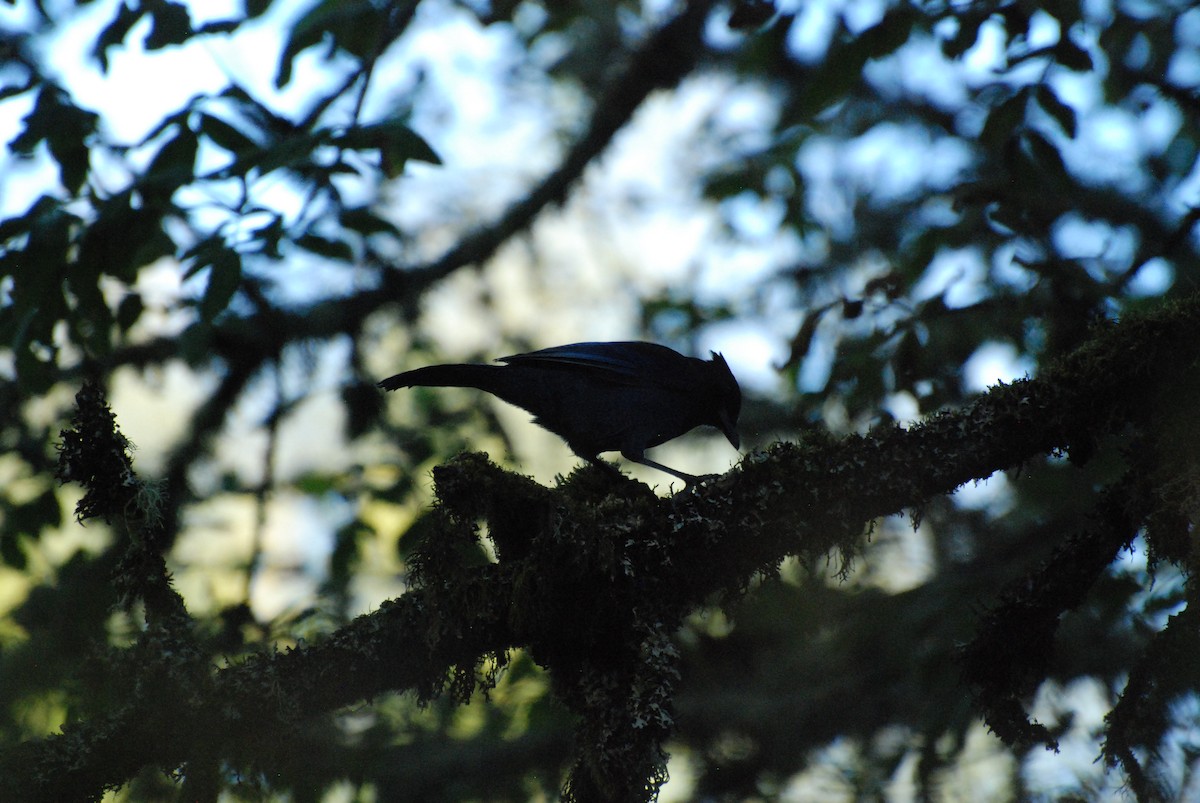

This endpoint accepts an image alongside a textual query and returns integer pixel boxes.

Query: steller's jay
[378,341,741,486]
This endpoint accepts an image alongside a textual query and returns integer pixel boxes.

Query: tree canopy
[2,0,1200,801]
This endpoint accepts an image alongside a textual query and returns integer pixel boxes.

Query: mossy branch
[7,296,1200,801]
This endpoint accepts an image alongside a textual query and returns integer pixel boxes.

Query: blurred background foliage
[1,0,1199,800]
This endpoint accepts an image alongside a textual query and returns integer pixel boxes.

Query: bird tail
[378,363,504,392]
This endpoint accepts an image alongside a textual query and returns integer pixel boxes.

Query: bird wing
[497,342,696,390]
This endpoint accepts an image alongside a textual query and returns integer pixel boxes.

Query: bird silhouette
[379,341,741,486]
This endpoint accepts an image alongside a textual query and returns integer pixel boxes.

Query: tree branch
[10,295,1200,800]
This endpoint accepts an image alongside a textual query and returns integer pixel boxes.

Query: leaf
[703,171,753,201]
[980,88,1029,150]
[7,202,74,329]
[0,195,54,247]
[1007,45,1055,70]
[88,0,195,66]
[296,232,354,262]
[0,81,34,103]
[116,293,144,331]
[326,519,368,593]
[144,0,194,50]
[67,265,114,356]
[998,4,1031,42]
[728,0,776,31]
[183,236,242,321]
[147,127,197,176]
[1054,37,1093,72]
[377,126,441,175]
[47,133,92,195]
[142,126,199,201]
[247,133,320,175]
[0,532,26,570]
[199,249,242,322]
[1163,131,1200,177]
[854,7,917,60]
[336,120,442,176]
[10,84,98,194]
[1022,130,1071,187]
[222,85,297,140]
[247,215,285,258]
[76,191,175,282]
[92,2,144,71]
[194,19,240,36]
[275,0,383,88]
[340,207,400,237]
[941,10,986,59]
[199,113,258,155]
[182,236,224,277]
[134,106,192,148]
[1035,85,1076,139]
[795,9,917,116]
[734,12,795,76]
[245,0,273,18]
[0,198,70,376]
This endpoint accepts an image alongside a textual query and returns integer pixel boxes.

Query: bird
[378,341,741,487]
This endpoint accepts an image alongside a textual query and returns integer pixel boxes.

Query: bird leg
[620,450,702,489]
[582,456,630,482]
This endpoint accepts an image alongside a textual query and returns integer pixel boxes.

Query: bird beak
[718,410,740,450]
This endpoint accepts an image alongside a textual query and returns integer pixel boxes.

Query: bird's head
[709,351,741,450]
